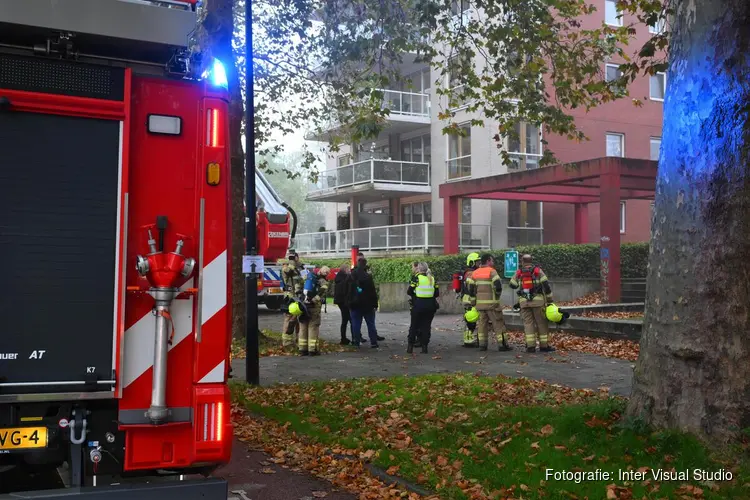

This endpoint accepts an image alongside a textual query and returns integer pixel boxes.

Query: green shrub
[307,243,649,282]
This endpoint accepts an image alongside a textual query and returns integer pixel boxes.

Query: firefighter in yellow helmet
[298,266,330,356]
[459,252,481,347]
[509,254,556,352]
[467,254,512,352]
[281,251,305,349]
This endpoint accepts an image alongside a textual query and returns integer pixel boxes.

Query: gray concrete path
[233,306,634,396]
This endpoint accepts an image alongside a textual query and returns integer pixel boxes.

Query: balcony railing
[446,155,471,181]
[294,223,491,254]
[377,89,430,117]
[310,159,430,194]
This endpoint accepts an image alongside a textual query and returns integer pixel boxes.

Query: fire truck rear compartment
[0,110,120,394]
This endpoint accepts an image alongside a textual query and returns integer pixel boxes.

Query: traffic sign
[242,255,265,274]
[504,251,519,279]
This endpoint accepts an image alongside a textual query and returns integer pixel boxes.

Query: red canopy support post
[444,195,460,254]
[574,203,589,244]
[599,161,622,303]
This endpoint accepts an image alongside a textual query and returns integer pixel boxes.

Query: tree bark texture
[204,0,246,340]
[628,0,750,442]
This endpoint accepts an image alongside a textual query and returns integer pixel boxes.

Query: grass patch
[232,374,750,499]
[231,330,355,359]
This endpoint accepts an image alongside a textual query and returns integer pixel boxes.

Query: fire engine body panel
[251,170,296,310]
[0,0,231,494]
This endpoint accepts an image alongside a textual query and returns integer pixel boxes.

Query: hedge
[307,243,649,283]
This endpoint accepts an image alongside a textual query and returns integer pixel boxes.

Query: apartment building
[298,0,664,255]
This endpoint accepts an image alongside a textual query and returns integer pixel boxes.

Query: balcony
[306,88,431,141]
[307,159,431,202]
[294,223,490,256]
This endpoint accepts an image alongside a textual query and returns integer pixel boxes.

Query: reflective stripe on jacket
[509,265,551,307]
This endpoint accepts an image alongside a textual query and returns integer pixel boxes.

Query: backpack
[516,266,541,292]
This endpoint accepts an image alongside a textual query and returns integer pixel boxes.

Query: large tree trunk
[204,0,246,340]
[627,0,750,442]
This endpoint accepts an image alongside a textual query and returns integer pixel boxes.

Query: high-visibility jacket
[468,266,502,311]
[509,265,552,308]
[461,269,476,307]
[415,274,436,298]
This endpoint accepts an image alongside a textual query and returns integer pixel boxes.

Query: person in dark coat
[406,261,439,354]
[333,265,351,345]
[347,259,380,348]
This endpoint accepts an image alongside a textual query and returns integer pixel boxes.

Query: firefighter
[298,266,330,356]
[459,252,481,347]
[509,254,556,353]
[467,254,512,352]
[406,262,439,354]
[281,252,305,349]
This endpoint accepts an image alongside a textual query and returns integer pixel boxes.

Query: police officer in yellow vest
[281,252,304,349]
[406,262,439,354]
[467,254,512,352]
[298,266,330,356]
[509,254,556,353]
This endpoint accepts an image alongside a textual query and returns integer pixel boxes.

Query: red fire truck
[0,0,231,496]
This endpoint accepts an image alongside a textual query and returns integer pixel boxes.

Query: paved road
[238,306,635,396]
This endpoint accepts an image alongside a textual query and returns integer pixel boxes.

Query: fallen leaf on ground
[260,467,276,474]
[311,491,328,498]
[540,424,554,436]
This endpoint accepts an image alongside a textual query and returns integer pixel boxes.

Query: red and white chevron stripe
[121,248,228,393]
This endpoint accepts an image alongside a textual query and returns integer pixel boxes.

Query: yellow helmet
[545,303,563,323]
[464,307,479,324]
[288,301,303,317]
[466,252,480,267]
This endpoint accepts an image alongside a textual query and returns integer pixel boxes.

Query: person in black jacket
[347,259,380,348]
[333,266,352,345]
[406,261,439,354]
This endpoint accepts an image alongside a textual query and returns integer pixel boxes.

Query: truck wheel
[265,297,283,311]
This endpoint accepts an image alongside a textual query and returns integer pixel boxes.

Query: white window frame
[650,136,661,161]
[620,201,626,234]
[507,121,544,171]
[446,56,471,110]
[650,72,667,101]
[606,133,625,157]
[446,122,472,181]
[337,153,351,167]
[605,0,622,26]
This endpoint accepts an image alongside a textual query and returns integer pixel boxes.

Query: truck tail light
[199,401,225,442]
[206,108,224,148]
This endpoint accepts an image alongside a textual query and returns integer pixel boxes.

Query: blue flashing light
[205,58,228,89]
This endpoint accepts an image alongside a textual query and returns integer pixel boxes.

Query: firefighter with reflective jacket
[459,252,481,347]
[298,266,330,356]
[509,254,556,353]
[466,254,512,352]
[281,252,305,349]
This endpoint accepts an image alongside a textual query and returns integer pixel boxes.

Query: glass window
[605,0,622,26]
[507,122,542,170]
[451,0,470,16]
[508,201,542,228]
[448,124,471,179]
[447,57,468,108]
[606,133,624,157]
[337,154,351,167]
[461,198,471,223]
[650,137,661,161]
[650,72,666,100]
[620,202,626,233]
[402,202,432,223]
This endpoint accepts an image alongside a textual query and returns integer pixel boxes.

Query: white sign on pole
[242,255,265,274]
